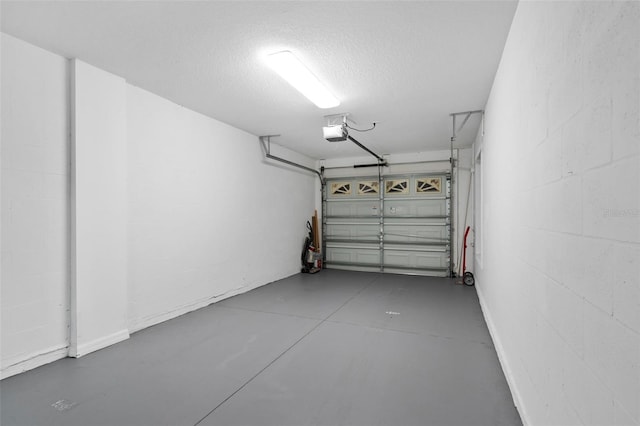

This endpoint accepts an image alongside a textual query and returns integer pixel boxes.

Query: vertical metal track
[321,167,327,267]
[449,116,456,278]
[447,175,453,277]
[378,164,384,272]
[448,110,483,278]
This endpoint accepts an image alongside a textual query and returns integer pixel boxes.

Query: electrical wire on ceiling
[346,122,376,132]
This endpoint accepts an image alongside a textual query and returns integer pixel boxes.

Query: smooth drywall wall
[475,2,639,425]
[69,60,129,357]
[1,34,317,377]
[1,34,70,378]
[127,85,317,331]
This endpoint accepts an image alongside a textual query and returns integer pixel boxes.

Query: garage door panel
[326,246,380,265]
[326,200,380,217]
[326,263,380,273]
[326,224,379,241]
[326,217,379,226]
[383,224,448,244]
[382,267,449,277]
[324,174,450,276]
[383,250,449,269]
[385,199,447,217]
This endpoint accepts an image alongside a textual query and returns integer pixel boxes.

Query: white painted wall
[474,2,639,425]
[1,34,70,378]
[69,60,129,357]
[126,85,317,332]
[1,34,317,377]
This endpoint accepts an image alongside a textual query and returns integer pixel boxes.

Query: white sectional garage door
[323,174,451,277]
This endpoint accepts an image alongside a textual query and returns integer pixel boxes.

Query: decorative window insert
[330,182,352,195]
[416,177,442,193]
[358,181,379,195]
[385,179,409,194]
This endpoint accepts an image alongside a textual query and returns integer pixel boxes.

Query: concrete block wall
[69,60,130,357]
[1,34,71,378]
[474,2,639,425]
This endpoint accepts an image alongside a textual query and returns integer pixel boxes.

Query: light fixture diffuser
[266,50,340,109]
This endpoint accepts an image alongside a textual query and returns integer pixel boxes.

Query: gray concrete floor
[0,270,522,426]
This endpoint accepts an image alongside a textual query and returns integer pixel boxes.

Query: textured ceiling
[1,1,517,160]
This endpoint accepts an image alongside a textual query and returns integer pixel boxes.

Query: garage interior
[1,2,639,426]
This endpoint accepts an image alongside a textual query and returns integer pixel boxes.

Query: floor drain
[51,399,77,412]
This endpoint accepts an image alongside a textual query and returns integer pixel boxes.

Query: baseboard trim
[1,345,69,380]
[129,285,253,333]
[128,271,301,333]
[70,329,130,358]
[475,283,531,426]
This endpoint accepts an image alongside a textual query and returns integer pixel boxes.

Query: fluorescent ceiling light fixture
[266,50,340,109]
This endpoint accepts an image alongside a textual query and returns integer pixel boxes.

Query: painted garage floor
[0,270,522,426]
